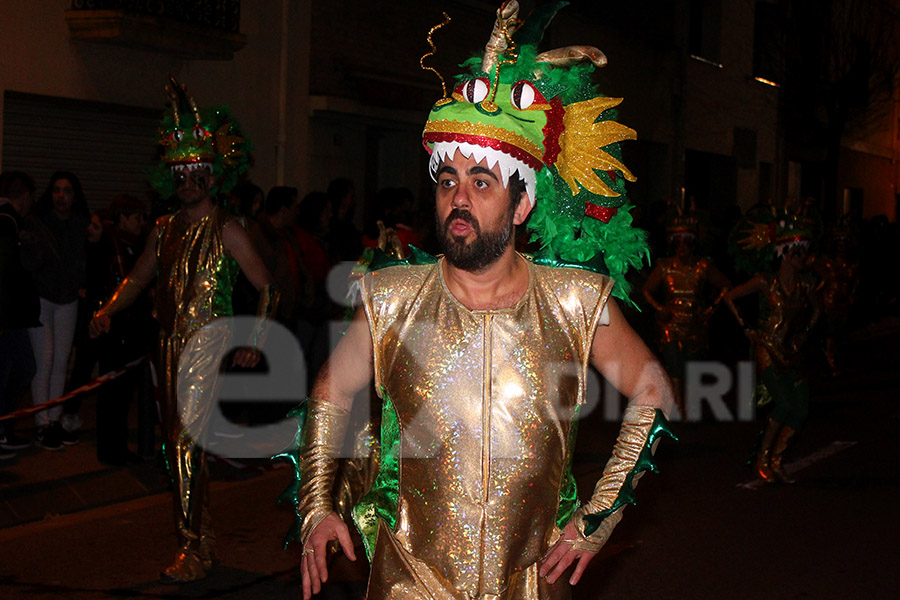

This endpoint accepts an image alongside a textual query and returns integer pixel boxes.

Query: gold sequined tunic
[754,272,815,371]
[357,257,613,600]
[654,257,714,352]
[155,206,241,540]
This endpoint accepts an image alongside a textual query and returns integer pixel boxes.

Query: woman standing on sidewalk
[20,171,92,450]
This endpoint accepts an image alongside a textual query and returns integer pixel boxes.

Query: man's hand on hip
[539,521,598,585]
[301,512,356,600]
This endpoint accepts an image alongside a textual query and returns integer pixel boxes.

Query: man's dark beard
[438,207,514,272]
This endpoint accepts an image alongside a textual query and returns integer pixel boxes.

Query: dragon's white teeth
[170,162,213,175]
[429,141,536,208]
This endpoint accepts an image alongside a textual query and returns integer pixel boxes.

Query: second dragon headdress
[729,198,820,275]
[149,78,251,203]
[421,1,648,302]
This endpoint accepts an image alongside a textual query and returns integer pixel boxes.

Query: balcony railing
[66,0,245,60]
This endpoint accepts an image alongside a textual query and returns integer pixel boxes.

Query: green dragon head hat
[421,1,648,302]
[149,78,251,202]
[729,199,820,275]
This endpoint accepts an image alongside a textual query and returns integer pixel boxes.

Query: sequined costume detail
[753,272,815,372]
[653,257,717,352]
[353,257,613,599]
[752,271,816,429]
[154,205,240,550]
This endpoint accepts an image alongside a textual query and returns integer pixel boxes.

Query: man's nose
[450,185,470,209]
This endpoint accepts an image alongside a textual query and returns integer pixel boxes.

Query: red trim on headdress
[542,97,565,166]
[423,131,544,171]
[585,202,618,223]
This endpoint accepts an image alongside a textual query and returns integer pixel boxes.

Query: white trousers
[28,298,78,427]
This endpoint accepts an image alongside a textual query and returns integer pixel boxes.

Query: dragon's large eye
[510,81,546,110]
[457,78,490,103]
[193,125,211,141]
[169,129,184,143]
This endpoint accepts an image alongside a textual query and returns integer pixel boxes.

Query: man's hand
[301,512,356,600]
[232,346,262,368]
[539,521,598,586]
[89,313,111,339]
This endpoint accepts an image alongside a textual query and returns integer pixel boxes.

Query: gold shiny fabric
[358,256,613,599]
[753,272,816,370]
[154,206,239,340]
[571,405,657,552]
[154,206,240,548]
[653,257,717,353]
[296,399,351,545]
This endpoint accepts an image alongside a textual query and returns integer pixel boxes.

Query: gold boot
[160,540,207,584]
[754,419,780,484]
[197,517,216,571]
[770,425,797,484]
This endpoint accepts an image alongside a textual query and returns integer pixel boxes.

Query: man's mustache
[443,208,479,232]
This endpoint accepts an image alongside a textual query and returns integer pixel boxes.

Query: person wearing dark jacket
[20,170,91,450]
[0,171,40,456]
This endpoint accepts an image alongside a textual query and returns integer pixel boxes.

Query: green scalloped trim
[272,400,309,548]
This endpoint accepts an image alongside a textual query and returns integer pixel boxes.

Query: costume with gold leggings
[288,257,675,600]
[152,206,244,556]
[752,272,817,429]
[100,205,277,578]
[749,271,818,484]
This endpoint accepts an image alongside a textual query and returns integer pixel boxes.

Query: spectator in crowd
[228,180,264,220]
[362,186,423,257]
[326,178,363,262]
[94,194,157,466]
[63,209,108,443]
[249,185,308,329]
[20,170,91,450]
[0,171,40,457]
[293,191,339,386]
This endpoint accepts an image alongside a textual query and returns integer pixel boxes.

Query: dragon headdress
[729,199,820,275]
[149,78,251,202]
[421,1,648,302]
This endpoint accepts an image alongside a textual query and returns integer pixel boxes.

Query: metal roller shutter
[2,90,162,214]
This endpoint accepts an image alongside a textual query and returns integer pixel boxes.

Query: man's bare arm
[222,219,273,290]
[89,225,158,338]
[589,298,674,414]
[300,306,373,600]
[542,297,676,585]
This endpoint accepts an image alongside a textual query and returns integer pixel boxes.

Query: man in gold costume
[642,211,730,415]
[725,206,820,484]
[283,4,676,599]
[90,81,277,582]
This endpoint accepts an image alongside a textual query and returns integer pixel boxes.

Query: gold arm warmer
[296,398,350,545]
[96,277,144,319]
[249,284,279,348]
[571,405,674,552]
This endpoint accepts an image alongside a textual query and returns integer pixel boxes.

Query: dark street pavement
[1,318,898,599]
